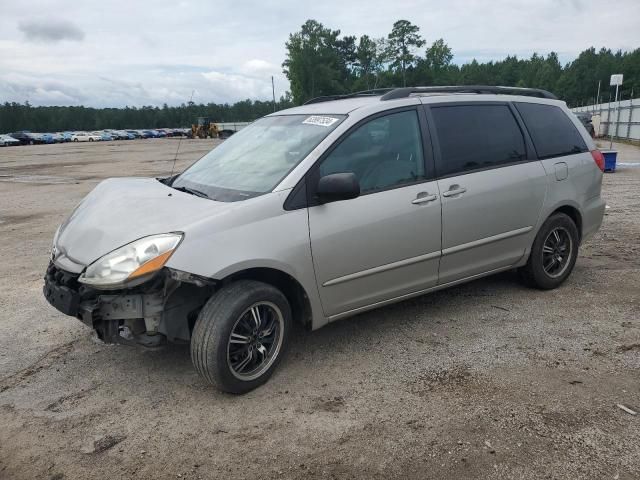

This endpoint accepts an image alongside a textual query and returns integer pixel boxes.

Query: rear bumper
[582,195,606,241]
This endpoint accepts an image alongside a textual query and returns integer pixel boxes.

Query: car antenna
[169,89,195,182]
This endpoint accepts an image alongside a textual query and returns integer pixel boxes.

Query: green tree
[386,20,425,86]
[354,35,377,90]
[335,35,358,89]
[416,38,455,85]
[282,20,344,104]
[425,38,453,70]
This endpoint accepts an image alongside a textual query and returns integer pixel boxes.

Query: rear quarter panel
[540,104,605,241]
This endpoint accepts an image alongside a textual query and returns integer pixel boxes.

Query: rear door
[425,102,548,284]
[307,108,442,318]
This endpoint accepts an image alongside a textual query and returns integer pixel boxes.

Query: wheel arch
[523,202,584,265]
[550,204,583,242]
[220,267,313,330]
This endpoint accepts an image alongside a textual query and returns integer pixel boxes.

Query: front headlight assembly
[78,233,183,288]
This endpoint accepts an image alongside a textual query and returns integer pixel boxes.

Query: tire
[73,138,78,142]
[519,213,579,289]
[89,138,94,142]
[191,280,292,394]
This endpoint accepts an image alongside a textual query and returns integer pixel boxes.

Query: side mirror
[317,172,360,204]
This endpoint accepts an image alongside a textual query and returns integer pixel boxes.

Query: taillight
[591,150,605,172]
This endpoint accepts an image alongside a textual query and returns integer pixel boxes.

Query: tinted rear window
[431,104,526,177]
[515,103,588,159]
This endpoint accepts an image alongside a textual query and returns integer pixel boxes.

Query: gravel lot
[0,139,638,480]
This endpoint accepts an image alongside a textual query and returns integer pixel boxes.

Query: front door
[307,109,442,318]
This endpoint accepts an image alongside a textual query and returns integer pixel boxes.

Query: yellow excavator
[191,117,220,139]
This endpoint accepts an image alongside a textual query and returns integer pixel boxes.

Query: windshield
[172,114,345,202]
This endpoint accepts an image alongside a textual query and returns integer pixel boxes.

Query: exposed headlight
[78,233,183,288]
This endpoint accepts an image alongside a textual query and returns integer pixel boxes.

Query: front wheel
[191,280,291,394]
[519,213,579,289]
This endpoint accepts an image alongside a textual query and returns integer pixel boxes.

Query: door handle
[412,193,438,205]
[442,185,467,197]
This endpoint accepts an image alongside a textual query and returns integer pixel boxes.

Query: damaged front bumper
[43,262,213,347]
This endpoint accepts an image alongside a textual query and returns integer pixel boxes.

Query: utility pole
[271,76,276,112]
[609,74,623,149]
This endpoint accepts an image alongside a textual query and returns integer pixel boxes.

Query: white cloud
[241,59,278,75]
[202,70,275,101]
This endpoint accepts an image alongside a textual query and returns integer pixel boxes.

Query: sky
[0,0,638,108]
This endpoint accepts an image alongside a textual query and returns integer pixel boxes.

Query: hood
[54,177,231,272]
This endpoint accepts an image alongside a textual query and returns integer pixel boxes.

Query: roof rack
[303,88,395,105]
[379,85,557,101]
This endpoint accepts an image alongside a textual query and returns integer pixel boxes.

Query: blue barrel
[601,150,617,172]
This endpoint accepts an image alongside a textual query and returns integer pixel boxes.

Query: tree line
[0,98,293,133]
[1,18,638,133]
[283,19,640,106]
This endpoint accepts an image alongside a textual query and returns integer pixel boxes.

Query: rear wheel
[191,280,291,394]
[89,138,94,142]
[520,213,579,289]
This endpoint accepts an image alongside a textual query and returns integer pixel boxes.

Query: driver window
[319,110,425,193]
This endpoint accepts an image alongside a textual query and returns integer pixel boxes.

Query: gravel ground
[0,139,638,480]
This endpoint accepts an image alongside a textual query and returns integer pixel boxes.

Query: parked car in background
[134,130,150,138]
[92,131,113,141]
[574,112,595,138]
[0,134,20,146]
[35,133,55,144]
[168,128,182,137]
[49,133,65,143]
[71,132,102,142]
[117,130,134,140]
[105,130,126,140]
[61,132,74,142]
[9,131,41,145]
[126,130,143,139]
[103,130,119,139]
[43,86,606,394]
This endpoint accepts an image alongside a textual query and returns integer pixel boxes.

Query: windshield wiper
[172,185,210,199]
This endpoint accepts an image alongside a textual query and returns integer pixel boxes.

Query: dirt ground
[0,139,638,480]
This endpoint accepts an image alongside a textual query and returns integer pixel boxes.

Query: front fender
[165,193,327,330]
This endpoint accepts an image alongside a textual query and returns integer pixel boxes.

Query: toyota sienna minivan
[44,86,606,393]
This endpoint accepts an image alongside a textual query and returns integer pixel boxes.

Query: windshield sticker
[302,116,340,127]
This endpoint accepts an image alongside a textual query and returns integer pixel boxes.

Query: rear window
[431,104,526,177]
[515,103,588,159]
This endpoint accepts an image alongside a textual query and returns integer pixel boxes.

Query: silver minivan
[44,86,606,393]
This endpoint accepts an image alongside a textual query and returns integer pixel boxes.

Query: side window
[318,110,426,193]
[515,102,588,159]
[431,104,526,177]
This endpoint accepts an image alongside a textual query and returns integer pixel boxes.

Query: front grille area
[45,262,81,292]
[43,262,83,317]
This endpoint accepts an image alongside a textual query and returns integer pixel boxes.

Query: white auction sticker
[302,116,339,127]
